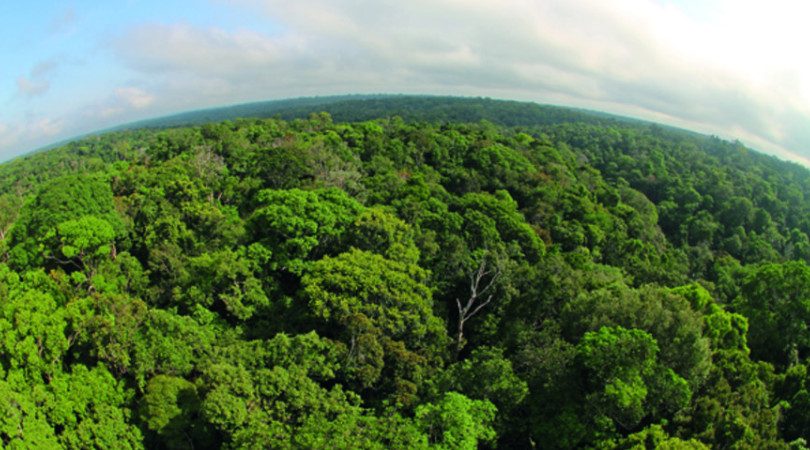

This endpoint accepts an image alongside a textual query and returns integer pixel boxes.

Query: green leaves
[0,275,141,448]
[45,365,142,449]
[302,249,447,401]
[3,105,810,448]
[0,377,61,448]
[7,174,124,271]
[57,215,116,261]
[250,188,362,274]
[454,190,544,262]
[0,286,69,379]
[440,346,527,426]
[177,246,270,321]
[140,375,209,448]
[415,392,497,450]
[577,326,690,430]
[733,261,810,365]
[195,332,397,448]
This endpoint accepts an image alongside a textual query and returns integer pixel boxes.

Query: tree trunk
[454,254,501,358]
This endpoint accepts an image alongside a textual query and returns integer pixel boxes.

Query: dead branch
[455,254,502,356]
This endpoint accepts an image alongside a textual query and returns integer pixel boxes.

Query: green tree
[440,346,527,430]
[577,326,690,430]
[249,188,362,274]
[415,392,497,450]
[8,174,123,270]
[302,249,448,404]
[140,375,210,449]
[733,261,810,365]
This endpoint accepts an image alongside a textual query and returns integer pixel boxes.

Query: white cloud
[0,84,156,162]
[95,86,158,120]
[0,117,64,161]
[114,24,292,77]
[252,0,810,162]
[30,117,64,137]
[115,87,155,109]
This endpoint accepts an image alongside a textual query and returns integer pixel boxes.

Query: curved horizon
[5,93,804,171]
[3,1,810,166]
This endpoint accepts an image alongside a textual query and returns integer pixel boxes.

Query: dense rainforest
[0,96,809,449]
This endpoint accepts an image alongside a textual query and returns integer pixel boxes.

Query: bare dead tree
[191,145,226,203]
[455,254,502,357]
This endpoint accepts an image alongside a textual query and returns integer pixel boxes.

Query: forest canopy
[0,96,809,449]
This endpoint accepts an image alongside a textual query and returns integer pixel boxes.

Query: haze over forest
[3,0,810,164]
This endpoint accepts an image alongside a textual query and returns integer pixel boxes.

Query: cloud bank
[3,0,809,165]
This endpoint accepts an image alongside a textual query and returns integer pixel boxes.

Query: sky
[2,0,809,165]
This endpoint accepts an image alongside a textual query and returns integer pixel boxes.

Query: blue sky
[1,1,280,148]
[2,0,810,165]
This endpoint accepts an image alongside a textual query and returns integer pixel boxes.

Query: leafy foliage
[0,96,808,448]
